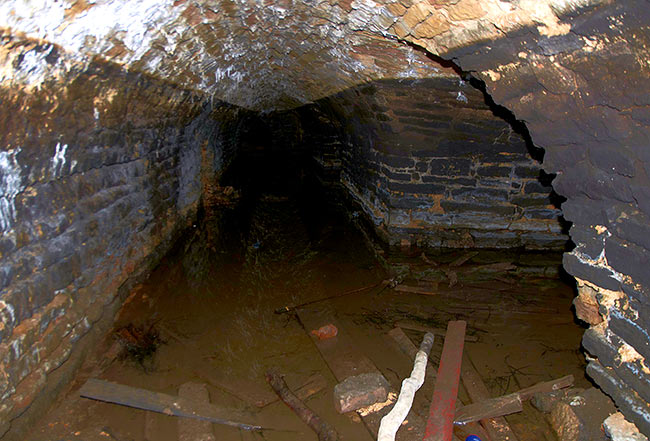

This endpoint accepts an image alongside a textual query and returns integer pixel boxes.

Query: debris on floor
[458,373,576,424]
[266,369,340,441]
[549,387,617,441]
[298,306,417,436]
[604,412,648,441]
[378,332,434,441]
[79,379,265,431]
[387,326,491,440]
[357,392,397,417]
[333,372,390,414]
[114,323,162,370]
[25,190,594,441]
[312,323,339,340]
[455,392,523,425]
[532,387,585,414]
[459,350,519,441]
[262,373,328,408]
[274,281,385,314]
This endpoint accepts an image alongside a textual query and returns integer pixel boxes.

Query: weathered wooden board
[178,382,216,441]
[298,308,377,379]
[79,379,262,431]
[454,374,574,426]
[394,284,437,296]
[516,375,574,401]
[454,394,523,425]
[297,306,385,437]
[423,320,467,441]
[461,353,520,441]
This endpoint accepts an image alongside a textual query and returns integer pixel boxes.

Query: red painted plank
[423,320,467,441]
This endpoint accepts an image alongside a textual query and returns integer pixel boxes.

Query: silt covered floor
[25,184,588,441]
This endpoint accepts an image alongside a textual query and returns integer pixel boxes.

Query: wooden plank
[144,408,176,441]
[79,379,263,431]
[423,320,467,441]
[178,382,216,441]
[516,375,574,401]
[298,308,377,380]
[454,394,523,425]
[396,321,479,342]
[456,375,574,426]
[196,367,327,408]
[461,353,519,441]
[450,252,479,267]
[394,285,437,296]
[297,307,386,437]
[385,328,489,441]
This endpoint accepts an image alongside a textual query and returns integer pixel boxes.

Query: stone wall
[0,33,245,438]
[292,79,566,249]
[438,1,650,434]
[2,0,650,436]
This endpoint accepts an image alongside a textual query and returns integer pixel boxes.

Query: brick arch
[1,0,649,436]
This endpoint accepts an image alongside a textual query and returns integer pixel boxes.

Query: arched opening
[1,1,649,440]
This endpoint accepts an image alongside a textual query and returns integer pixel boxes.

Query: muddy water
[27,168,588,441]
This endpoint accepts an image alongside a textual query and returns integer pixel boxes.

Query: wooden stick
[454,394,523,425]
[79,379,264,431]
[265,370,339,441]
[423,320,466,441]
[274,281,384,314]
[260,373,328,408]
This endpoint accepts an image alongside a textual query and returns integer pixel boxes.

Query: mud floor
[26,161,589,441]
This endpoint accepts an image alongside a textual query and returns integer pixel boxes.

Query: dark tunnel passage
[2,1,650,440]
[16,76,590,441]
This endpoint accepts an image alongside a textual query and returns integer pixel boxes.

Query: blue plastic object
[465,436,482,441]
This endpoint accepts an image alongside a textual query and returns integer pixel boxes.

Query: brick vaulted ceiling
[1,0,610,111]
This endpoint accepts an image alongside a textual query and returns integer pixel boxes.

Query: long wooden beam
[423,320,467,441]
[455,375,575,425]
[79,378,264,431]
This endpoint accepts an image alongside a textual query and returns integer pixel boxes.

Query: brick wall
[2,0,649,435]
[297,78,567,249]
[0,37,246,437]
[443,1,650,433]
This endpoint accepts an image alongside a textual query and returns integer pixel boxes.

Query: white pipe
[378,332,435,441]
